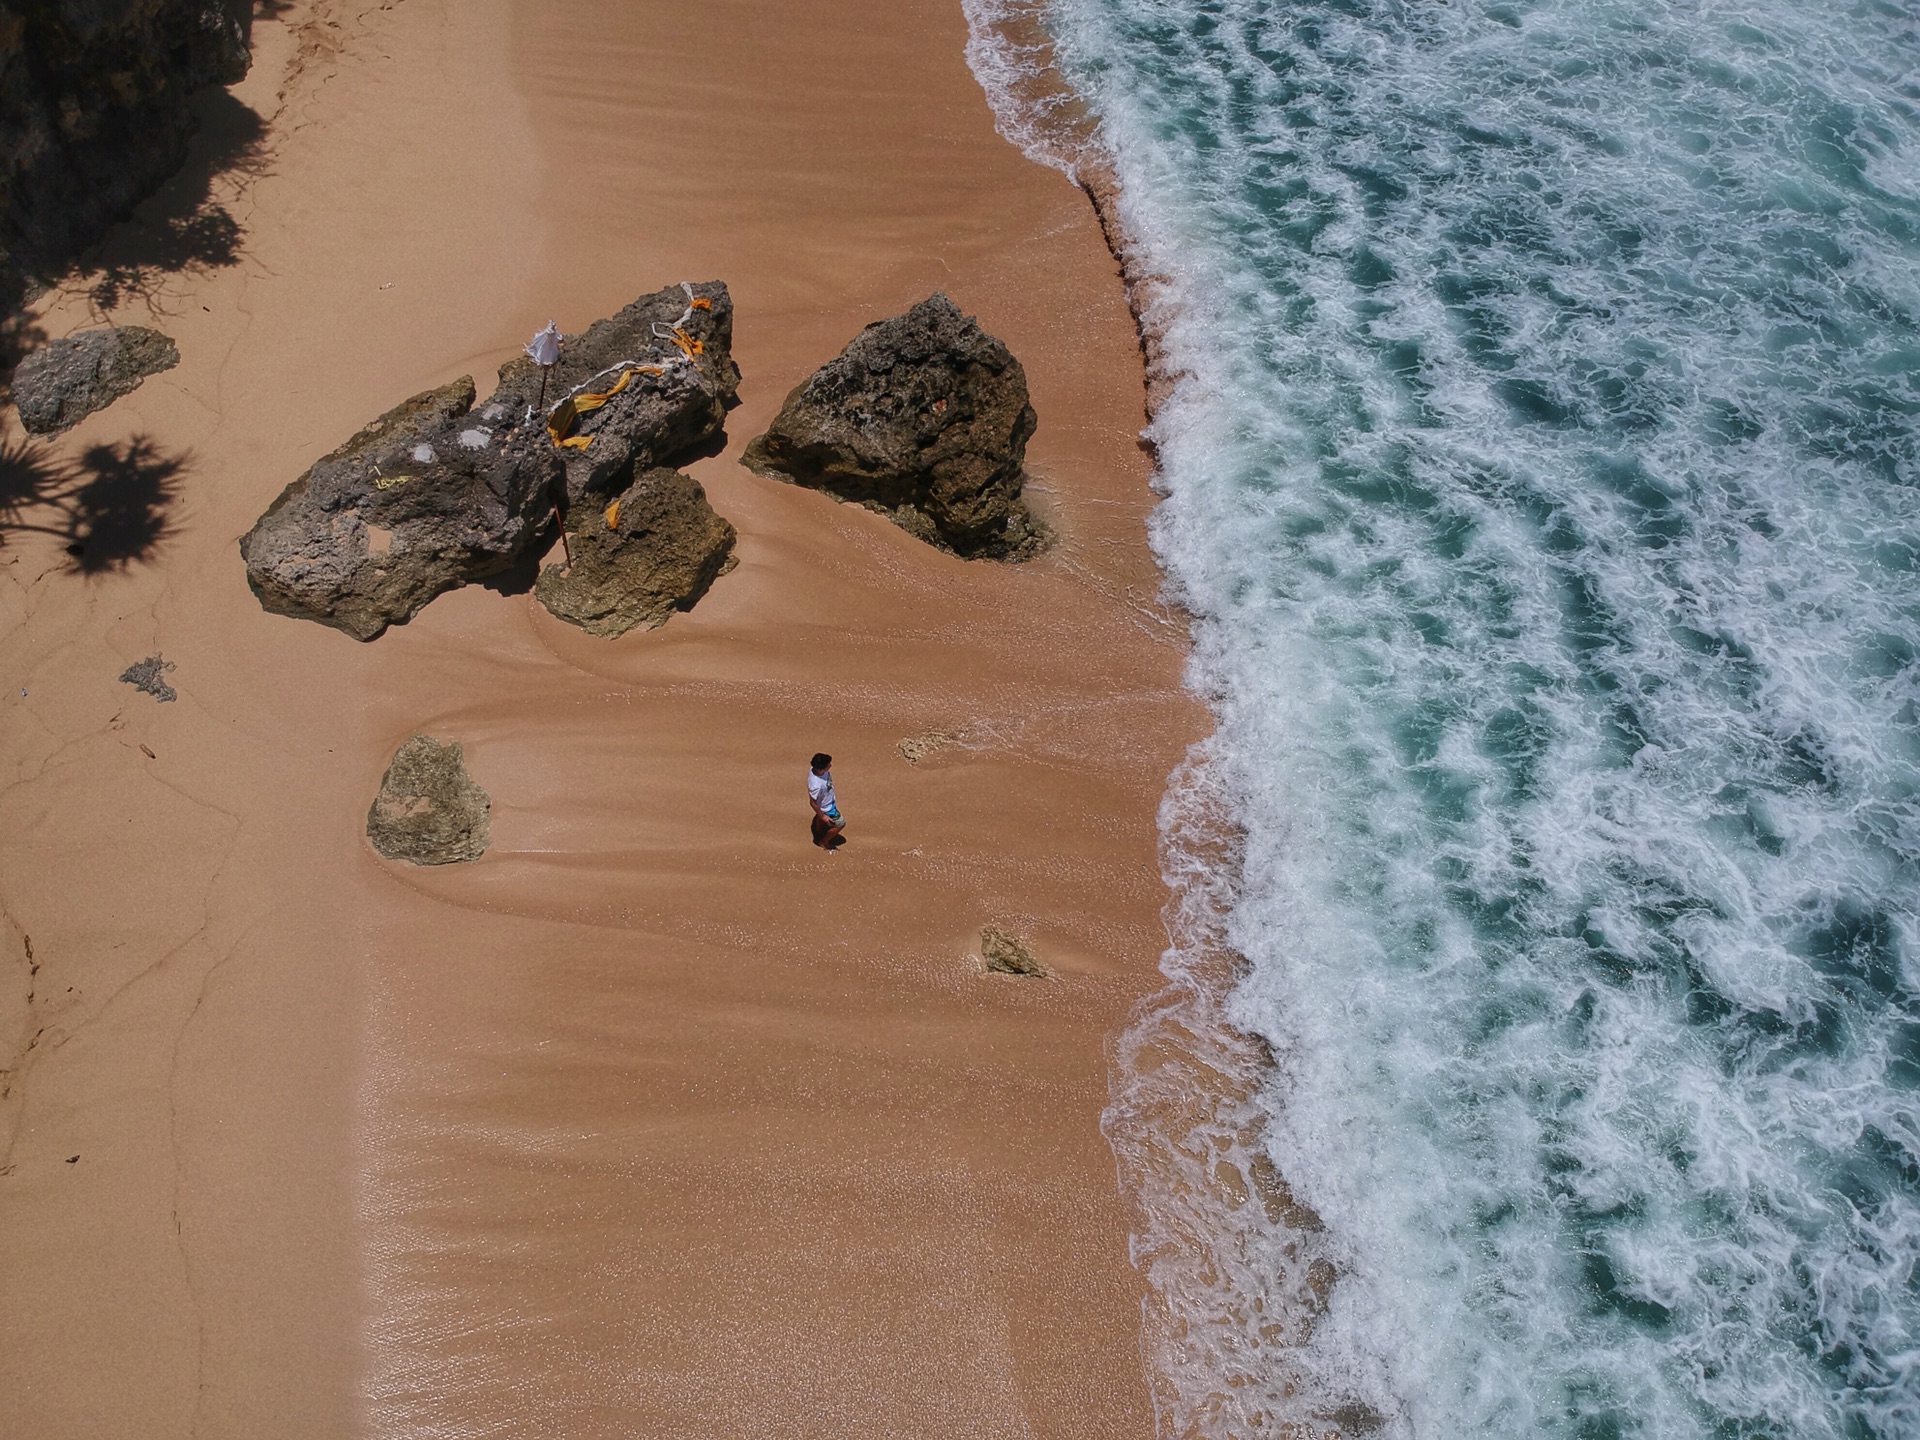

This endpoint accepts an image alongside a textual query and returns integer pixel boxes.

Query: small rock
[366,735,490,866]
[118,654,177,702]
[742,293,1042,558]
[535,468,736,637]
[981,925,1045,977]
[11,327,180,435]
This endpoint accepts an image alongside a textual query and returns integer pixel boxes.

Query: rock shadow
[476,524,557,599]
[0,430,189,572]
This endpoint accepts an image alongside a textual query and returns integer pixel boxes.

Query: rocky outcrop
[493,280,740,506]
[367,735,490,866]
[240,376,563,641]
[742,293,1042,559]
[241,280,741,640]
[534,467,736,637]
[13,325,177,433]
[0,1,251,311]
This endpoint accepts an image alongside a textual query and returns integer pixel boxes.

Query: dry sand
[0,1,1199,1434]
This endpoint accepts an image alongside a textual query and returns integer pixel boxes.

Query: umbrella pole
[537,362,571,568]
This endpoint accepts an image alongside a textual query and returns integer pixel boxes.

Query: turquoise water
[969,1,1920,1436]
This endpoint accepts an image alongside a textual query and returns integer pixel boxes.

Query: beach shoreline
[0,1,1198,1434]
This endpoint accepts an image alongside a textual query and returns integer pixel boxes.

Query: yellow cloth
[604,499,621,530]
[545,365,666,450]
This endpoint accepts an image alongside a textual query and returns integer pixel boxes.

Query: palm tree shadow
[0,432,68,527]
[64,438,187,571]
[0,430,188,571]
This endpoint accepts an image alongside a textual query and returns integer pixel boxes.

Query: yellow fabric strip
[544,365,666,450]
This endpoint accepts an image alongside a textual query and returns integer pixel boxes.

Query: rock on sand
[12,327,180,435]
[366,735,490,865]
[535,467,736,637]
[240,376,561,641]
[742,293,1042,559]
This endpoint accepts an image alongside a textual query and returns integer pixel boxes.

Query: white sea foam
[960,0,1093,175]
[976,1,1920,1436]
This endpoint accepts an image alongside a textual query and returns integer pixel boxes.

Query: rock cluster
[13,326,179,434]
[535,468,736,637]
[743,293,1042,558]
[241,282,739,640]
[366,735,490,866]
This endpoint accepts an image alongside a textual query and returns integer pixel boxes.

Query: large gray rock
[240,376,562,641]
[241,281,741,640]
[12,326,179,434]
[741,293,1041,558]
[493,280,740,506]
[535,467,736,637]
[367,735,490,865]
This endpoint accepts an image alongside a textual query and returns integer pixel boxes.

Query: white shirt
[808,769,837,814]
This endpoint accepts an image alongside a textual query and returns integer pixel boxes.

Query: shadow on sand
[3,85,272,384]
[66,88,270,320]
[0,431,189,572]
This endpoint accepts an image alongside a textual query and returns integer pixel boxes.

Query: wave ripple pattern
[1045,0,1920,1435]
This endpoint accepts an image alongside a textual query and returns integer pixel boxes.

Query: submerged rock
[12,327,180,435]
[367,735,490,866]
[535,467,736,637]
[493,280,741,506]
[241,281,741,640]
[742,293,1041,558]
[240,376,561,641]
[897,729,958,765]
[981,925,1046,977]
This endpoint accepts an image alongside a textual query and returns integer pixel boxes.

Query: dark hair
[810,752,832,771]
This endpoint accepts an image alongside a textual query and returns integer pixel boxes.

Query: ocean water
[966,2,1920,1437]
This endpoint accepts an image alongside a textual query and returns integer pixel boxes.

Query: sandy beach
[0,2,1197,1434]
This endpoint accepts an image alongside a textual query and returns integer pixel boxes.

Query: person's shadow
[810,815,845,850]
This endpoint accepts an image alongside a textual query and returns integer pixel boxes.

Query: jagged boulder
[493,280,740,506]
[535,468,736,637]
[240,376,562,641]
[742,293,1041,558]
[242,281,741,640]
[367,735,490,865]
[12,326,179,434]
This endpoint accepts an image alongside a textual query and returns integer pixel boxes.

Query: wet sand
[0,2,1196,1435]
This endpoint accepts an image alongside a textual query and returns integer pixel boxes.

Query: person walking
[808,752,845,849]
